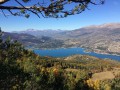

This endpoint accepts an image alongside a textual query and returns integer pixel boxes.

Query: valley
[10,23,120,56]
[1,23,120,90]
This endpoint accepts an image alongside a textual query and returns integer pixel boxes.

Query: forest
[0,30,120,90]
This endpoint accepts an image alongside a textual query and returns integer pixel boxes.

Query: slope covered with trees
[0,29,120,90]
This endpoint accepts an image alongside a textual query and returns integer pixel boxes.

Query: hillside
[1,28,120,90]
[1,32,120,89]
[53,23,120,55]
[66,23,120,55]
[2,32,64,49]
[10,23,120,55]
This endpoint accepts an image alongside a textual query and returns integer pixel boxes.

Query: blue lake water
[34,48,120,61]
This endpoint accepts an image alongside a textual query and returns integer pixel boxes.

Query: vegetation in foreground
[0,31,120,90]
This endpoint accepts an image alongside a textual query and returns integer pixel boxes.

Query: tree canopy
[0,0,104,18]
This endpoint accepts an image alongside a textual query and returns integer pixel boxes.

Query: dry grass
[65,68,79,72]
[92,71,115,81]
[92,68,120,81]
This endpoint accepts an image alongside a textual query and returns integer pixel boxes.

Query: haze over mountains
[14,29,65,37]
[4,23,120,55]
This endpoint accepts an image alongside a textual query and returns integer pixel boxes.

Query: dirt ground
[92,68,120,80]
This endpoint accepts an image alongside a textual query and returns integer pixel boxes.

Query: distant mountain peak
[26,29,39,32]
[83,23,120,29]
[99,23,120,28]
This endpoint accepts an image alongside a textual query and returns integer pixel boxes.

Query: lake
[34,48,120,61]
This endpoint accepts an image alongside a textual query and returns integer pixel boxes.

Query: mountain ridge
[82,23,120,29]
[5,23,120,55]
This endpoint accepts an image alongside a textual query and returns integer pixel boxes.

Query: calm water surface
[34,48,120,61]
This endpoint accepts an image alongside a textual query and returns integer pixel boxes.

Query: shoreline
[84,48,120,57]
[30,46,120,57]
[93,51,120,57]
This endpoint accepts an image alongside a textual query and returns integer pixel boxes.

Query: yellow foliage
[36,65,40,69]
[53,68,59,76]
[41,67,46,72]
[86,79,100,90]
[104,84,111,90]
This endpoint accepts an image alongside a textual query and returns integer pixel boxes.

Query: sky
[0,0,120,32]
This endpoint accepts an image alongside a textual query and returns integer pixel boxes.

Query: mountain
[14,29,65,37]
[54,23,120,55]
[2,32,64,49]
[7,23,120,55]
[84,23,120,29]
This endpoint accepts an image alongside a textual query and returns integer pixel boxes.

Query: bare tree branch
[15,0,41,18]
[1,9,7,17]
